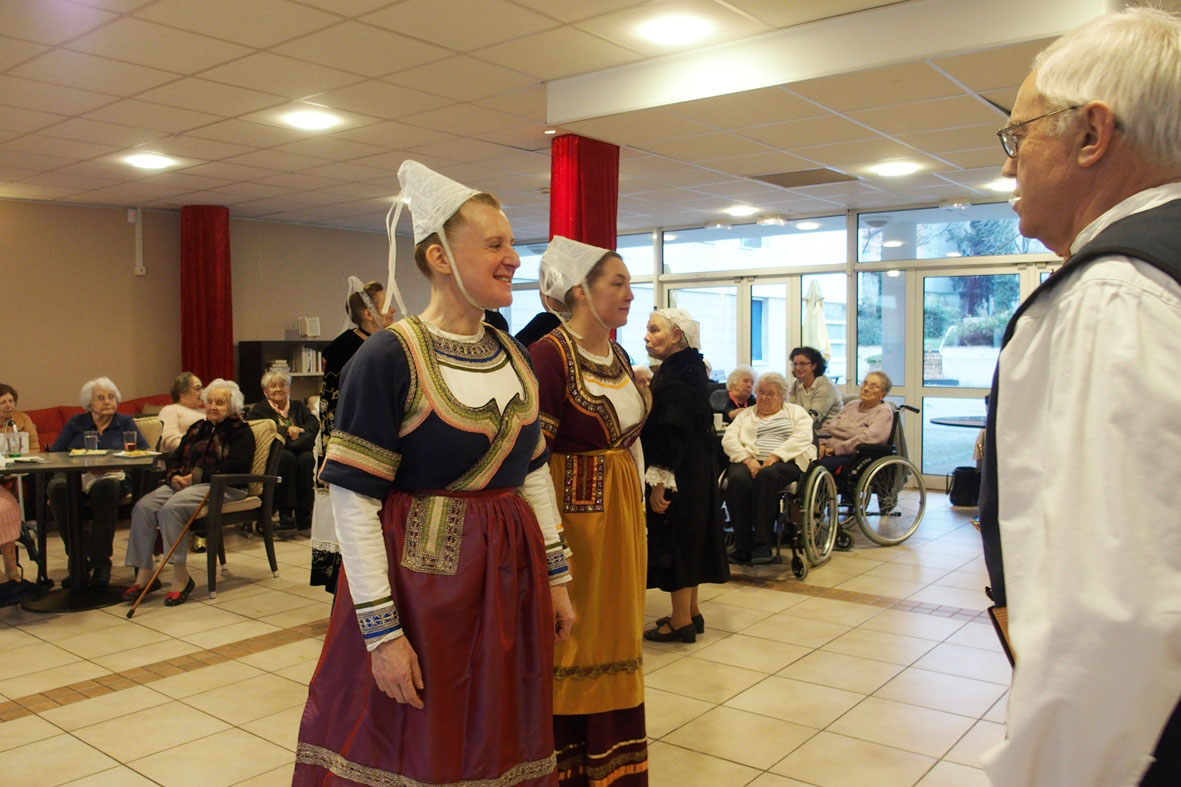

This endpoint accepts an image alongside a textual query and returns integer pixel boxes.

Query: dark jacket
[247,399,319,453]
[50,411,147,452]
[166,416,255,487]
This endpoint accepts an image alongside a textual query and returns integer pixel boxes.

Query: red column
[179,205,234,383]
[549,134,620,248]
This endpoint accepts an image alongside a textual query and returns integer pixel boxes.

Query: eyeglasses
[996,105,1079,158]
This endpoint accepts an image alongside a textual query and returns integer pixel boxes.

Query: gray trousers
[125,483,246,568]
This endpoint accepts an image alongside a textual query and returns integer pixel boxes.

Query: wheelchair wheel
[834,528,854,552]
[791,553,807,580]
[853,456,926,546]
[801,467,839,566]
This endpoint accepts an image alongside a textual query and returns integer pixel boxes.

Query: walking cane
[127,489,211,620]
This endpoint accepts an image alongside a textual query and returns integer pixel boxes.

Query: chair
[133,415,162,451]
[193,419,283,598]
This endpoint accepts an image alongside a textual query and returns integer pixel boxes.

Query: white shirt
[982,183,1181,787]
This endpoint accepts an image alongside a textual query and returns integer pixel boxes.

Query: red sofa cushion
[26,395,170,451]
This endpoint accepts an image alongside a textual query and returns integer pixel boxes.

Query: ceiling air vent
[750,169,856,189]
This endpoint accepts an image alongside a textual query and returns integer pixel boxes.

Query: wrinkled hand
[551,585,574,642]
[743,457,761,476]
[818,444,833,458]
[760,455,781,469]
[170,473,192,491]
[649,484,670,514]
[286,425,302,441]
[371,636,424,708]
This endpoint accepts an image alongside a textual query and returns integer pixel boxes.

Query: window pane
[858,203,1050,262]
[513,243,544,283]
[667,285,737,380]
[923,274,1018,388]
[857,271,906,386]
[617,282,654,365]
[617,232,655,278]
[921,396,986,475]
[505,288,543,334]
[751,283,786,378]
[663,218,846,274]
[800,273,848,385]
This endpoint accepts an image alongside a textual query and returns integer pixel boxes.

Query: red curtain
[549,134,620,249]
[180,206,234,383]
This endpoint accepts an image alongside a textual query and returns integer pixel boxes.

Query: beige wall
[2,199,430,410]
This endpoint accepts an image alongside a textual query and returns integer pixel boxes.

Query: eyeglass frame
[996,105,1080,158]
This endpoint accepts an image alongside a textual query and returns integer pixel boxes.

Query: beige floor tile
[695,600,774,633]
[150,659,265,699]
[664,705,816,770]
[833,574,928,600]
[640,646,685,676]
[693,634,811,674]
[875,668,1007,718]
[54,622,174,659]
[945,621,1002,652]
[841,544,901,562]
[888,551,972,570]
[128,727,293,787]
[180,619,281,649]
[726,675,863,728]
[183,673,308,725]
[0,713,62,752]
[241,704,304,751]
[0,640,83,680]
[212,588,313,619]
[641,625,731,656]
[236,639,325,672]
[279,584,339,603]
[797,568,861,588]
[72,701,231,762]
[643,656,767,704]
[0,625,39,651]
[258,602,331,629]
[828,697,975,758]
[944,720,1006,768]
[233,763,297,786]
[776,651,903,694]
[200,582,273,605]
[784,598,882,627]
[60,765,160,786]
[862,561,950,584]
[646,740,761,787]
[710,585,807,613]
[747,774,818,787]
[4,733,119,786]
[856,608,966,642]
[17,609,123,643]
[130,603,253,638]
[905,585,989,611]
[769,731,934,787]
[275,660,317,685]
[822,554,882,575]
[913,643,1013,686]
[821,628,938,666]
[92,638,204,672]
[933,568,990,591]
[644,686,715,739]
[740,614,850,649]
[39,684,171,731]
[0,659,111,698]
[983,691,1008,723]
[915,761,989,786]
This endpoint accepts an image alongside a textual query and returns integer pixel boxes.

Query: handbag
[946,465,980,507]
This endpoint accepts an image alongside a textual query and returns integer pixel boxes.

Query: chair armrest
[209,473,282,491]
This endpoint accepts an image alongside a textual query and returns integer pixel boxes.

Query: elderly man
[979,8,1181,786]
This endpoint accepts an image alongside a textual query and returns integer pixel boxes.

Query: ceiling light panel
[577,0,769,56]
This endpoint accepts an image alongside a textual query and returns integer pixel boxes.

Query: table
[0,452,156,613]
[930,416,986,429]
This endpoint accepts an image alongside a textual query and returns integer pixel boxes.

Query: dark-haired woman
[789,346,843,431]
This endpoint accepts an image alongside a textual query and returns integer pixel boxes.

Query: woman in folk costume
[309,277,394,593]
[529,236,651,786]
[295,160,575,787]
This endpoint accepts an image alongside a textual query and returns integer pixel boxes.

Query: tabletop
[0,451,158,475]
[929,417,986,429]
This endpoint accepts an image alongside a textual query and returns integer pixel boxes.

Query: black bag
[946,465,980,507]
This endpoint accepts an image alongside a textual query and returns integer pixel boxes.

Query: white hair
[756,372,789,399]
[80,377,121,409]
[865,370,893,394]
[260,368,291,389]
[727,365,757,392]
[1035,6,1181,168]
[201,379,245,416]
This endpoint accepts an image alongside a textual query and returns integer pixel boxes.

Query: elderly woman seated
[158,372,205,453]
[711,365,757,423]
[721,372,815,565]
[818,371,895,471]
[122,379,255,606]
[47,377,148,589]
[247,369,318,529]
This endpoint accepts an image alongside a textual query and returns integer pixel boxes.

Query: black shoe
[751,546,774,565]
[277,512,297,530]
[89,564,111,589]
[121,577,163,603]
[62,571,89,589]
[656,614,705,634]
[163,577,196,607]
[728,549,752,565]
[644,622,696,643]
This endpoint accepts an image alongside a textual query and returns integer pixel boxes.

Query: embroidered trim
[402,495,466,575]
[539,412,560,440]
[355,598,400,640]
[554,657,642,680]
[309,537,339,553]
[563,453,605,513]
[324,432,402,482]
[296,743,556,787]
[546,548,569,578]
[430,329,505,369]
[556,740,649,784]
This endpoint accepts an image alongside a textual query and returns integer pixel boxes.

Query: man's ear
[1077,100,1119,168]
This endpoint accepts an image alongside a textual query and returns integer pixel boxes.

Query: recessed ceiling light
[886,269,902,278]
[945,251,963,257]
[984,178,1016,192]
[882,240,905,248]
[543,128,558,135]
[757,214,787,226]
[704,220,732,230]
[636,14,713,46]
[795,221,821,230]
[724,205,758,217]
[281,109,341,130]
[871,161,922,177]
[124,153,177,170]
[664,233,678,241]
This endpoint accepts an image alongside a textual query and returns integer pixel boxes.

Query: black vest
[978,197,1181,786]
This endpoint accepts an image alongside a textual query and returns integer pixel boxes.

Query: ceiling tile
[134,79,287,116]
[508,0,646,24]
[272,136,387,161]
[644,167,734,188]
[399,104,530,135]
[39,117,167,147]
[83,100,223,134]
[320,180,397,198]
[188,119,308,147]
[333,120,455,149]
[384,56,538,103]
[0,148,78,170]
[364,0,558,51]
[727,0,901,29]
[979,88,1019,115]
[940,148,1003,169]
[252,172,348,190]
[140,171,233,191]
[849,95,1004,135]
[67,18,253,73]
[310,80,452,121]
[274,22,449,78]
[67,0,155,11]
[0,36,48,71]
[938,165,1006,185]
[790,136,916,166]
[22,171,123,190]
[150,136,253,160]
[134,0,338,48]
[351,151,454,174]
[477,124,552,153]
[303,163,392,183]
[295,0,391,15]
[477,152,550,175]
[700,151,813,177]
[667,87,825,129]
[205,179,295,197]
[0,107,69,135]
[409,138,521,164]
[474,86,547,123]
[696,179,788,198]
[737,115,876,149]
[932,38,1054,93]
[222,149,330,172]
[200,53,361,99]
[563,109,714,146]
[619,156,695,177]
[471,27,643,81]
[0,0,117,45]
[10,50,179,97]
[790,61,963,112]
[0,75,117,114]
[576,0,770,57]
[895,124,999,155]
[637,132,771,162]
[0,182,77,199]
[163,188,256,205]
[71,182,190,202]
[1,133,117,159]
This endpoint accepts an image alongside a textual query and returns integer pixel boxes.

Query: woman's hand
[649,484,670,514]
[818,444,833,458]
[371,636,424,708]
[170,473,192,491]
[550,585,575,642]
[286,425,302,441]
[760,455,781,469]
[743,457,762,476]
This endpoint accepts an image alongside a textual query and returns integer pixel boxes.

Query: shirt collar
[1070,182,1181,254]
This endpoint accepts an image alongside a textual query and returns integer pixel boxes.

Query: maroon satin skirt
[295,487,557,786]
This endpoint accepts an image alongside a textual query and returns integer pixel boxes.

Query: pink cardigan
[820,400,892,455]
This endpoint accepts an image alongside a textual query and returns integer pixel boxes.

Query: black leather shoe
[727,550,752,566]
[163,577,196,607]
[89,564,111,589]
[644,622,696,643]
[656,614,705,634]
[121,577,163,603]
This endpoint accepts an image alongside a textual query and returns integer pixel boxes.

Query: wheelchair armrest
[852,443,894,458]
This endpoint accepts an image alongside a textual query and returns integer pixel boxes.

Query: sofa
[24,394,173,451]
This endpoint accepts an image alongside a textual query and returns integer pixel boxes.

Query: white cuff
[645,465,678,492]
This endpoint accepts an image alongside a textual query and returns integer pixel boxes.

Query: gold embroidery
[563,454,605,513]
[554,657,642,680]
[542,328,648,449]
[402,495,467,575]
[296,742,556,787]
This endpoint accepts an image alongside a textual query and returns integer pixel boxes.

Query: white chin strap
[383,201,410,318]
[540,277,612,341]
[437,231,486,312]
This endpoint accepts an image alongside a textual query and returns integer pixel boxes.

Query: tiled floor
[0,494,1009,786]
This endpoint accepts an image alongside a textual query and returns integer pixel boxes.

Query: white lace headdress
[653,308,701,350]
[539,235,613,338]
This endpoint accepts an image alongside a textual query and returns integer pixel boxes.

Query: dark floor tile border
[729,574,989,622]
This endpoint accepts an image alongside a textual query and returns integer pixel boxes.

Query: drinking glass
[84,431,100,451]
[124,431,139,452]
